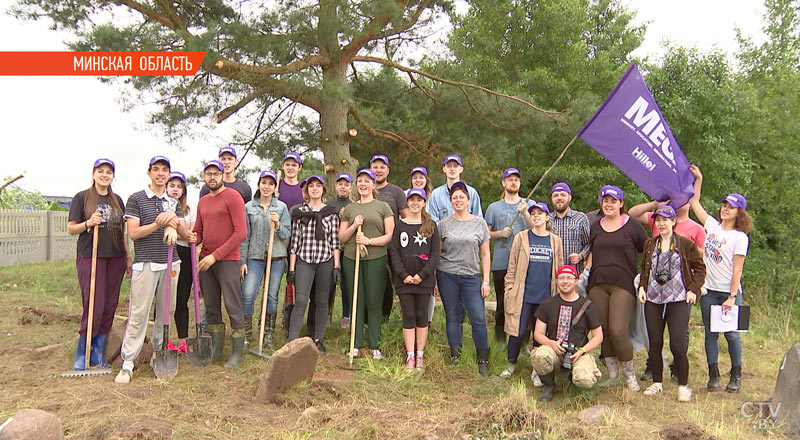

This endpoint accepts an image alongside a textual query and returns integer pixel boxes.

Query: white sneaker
[644,382,663,395]
[500,364,516,378]
[372,349,383,360]
[531,371,543,387]
[677,385,693,402]
[114,369,132,384]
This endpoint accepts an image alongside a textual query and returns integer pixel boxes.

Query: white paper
[709,305,746,333]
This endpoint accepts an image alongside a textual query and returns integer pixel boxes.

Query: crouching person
[532,265,603,401]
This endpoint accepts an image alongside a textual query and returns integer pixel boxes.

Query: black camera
[560,342,578,370]
[655,270,671,285]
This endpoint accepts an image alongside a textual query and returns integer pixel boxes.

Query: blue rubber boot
[73,336,87,370]
[90,334,110,368]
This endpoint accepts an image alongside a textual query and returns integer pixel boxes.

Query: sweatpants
[120,262,180,364]
[342,255,388,349]
[199,260,245,330]
[173,244,193,339]
[76,254,127,337]
[589,283,635,362]
[399,293,431,329]
[289,258,333,341]
[508,302,539,363]
[644,300,690,385]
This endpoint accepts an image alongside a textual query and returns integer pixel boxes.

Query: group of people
[67,148,753,402]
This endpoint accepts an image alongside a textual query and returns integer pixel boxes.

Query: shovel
[186,243,212,366]
[152,244,179,380]
[250,222,276,359]
[347,226,363,368]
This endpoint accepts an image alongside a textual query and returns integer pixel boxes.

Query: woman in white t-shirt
[689,165,753,393]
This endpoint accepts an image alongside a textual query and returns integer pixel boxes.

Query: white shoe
[114,369,132,384]
[500,364,516,378]
[643,382,663,396]
[677,385,693,402]
[372,349,383,360]
[531,371,543,387]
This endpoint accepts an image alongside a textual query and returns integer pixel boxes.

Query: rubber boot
[243,315,253,347]
[707,363,721,391]
[73,336,87,370]
[224,330,245,369]
[89,334,110,368]
[537,372,556,401]
[599,357,620,388]
[621,359,641,392]
[477,348,490,377]
[209,324,226,363]
[726,365,742,393]
[264,314,276,349]
[449,344,462,365]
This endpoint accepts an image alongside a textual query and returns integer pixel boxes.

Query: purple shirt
[279,180,304,211]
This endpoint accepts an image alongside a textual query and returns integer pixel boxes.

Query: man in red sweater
[194,160,248,369]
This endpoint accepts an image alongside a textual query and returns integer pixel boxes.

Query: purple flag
[579,64,694,209]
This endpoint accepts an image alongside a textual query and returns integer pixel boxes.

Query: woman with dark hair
[67,158,130,370]
[436,181,492,376]
[689,165,752,393]
[165,171,195,353]
[586,185,648,391]
[638,205,706,402]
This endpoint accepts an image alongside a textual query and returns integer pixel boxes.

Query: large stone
[772,342,800,435]
[255,337,319,404]
[576,405,610,425]
[106,318,153,368]
[0,409,63,440]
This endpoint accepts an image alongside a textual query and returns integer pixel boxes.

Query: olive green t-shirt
[341,199,394,260]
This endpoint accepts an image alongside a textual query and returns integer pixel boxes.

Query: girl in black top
[388,188,441,371]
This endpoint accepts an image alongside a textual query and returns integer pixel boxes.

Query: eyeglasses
[205,171,222,178]
[556,276,576,281]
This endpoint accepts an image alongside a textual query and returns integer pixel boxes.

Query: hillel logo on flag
[579,64,695,209]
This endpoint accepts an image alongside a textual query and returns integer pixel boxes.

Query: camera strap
[572,299,593,326]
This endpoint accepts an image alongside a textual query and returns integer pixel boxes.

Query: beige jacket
[503,230,564,337]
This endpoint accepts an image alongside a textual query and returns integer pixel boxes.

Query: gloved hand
[498,227,513,239]
[163,225,178,245]
[286,271,296,284]
[333,268,342,284]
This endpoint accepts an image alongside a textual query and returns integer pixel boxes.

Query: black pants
[398,293,430,328]
[383,266,394,317]
[492,270,506,340]
[508,302,539,363]
[305,279,337,337]
[289,258,333,341]
[644,300,690,385]
[174,244,193,339]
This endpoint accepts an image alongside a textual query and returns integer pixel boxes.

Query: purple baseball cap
[259,170,278,183]
[721,193,747,210]
[503,168,521,179]
[551,182,572,195]
[204,160,224,172]
[410,166,428,176]
[370,154,390,166]
[653,205,676,219]
[599,185,624,201]
[168,171,186,183]
[93,158,115,172]
[282,152,303,164]
[149,155,171,167]
[218,146,237,158]
[305,174,325,185]
[336,173,353,182]
[528,201,550,215]
[357,168,376,181]
[406,188,427,201]
[449,181,469,197]
[443,154,463,166]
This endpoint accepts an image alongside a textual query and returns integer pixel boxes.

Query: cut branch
[0,174,24,194]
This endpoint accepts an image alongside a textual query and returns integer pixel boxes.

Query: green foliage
[0,180,61,210]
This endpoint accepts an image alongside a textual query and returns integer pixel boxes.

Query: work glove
[163,225,178,245]
[498,227,513,239]
[333,268,342,284]
[286,271,296,284]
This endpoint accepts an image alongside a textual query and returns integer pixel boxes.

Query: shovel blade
[186,335,213,367]
[152,350,179,380]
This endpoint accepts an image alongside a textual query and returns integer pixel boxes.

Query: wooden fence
[0,210,76,267]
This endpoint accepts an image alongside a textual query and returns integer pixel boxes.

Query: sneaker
[340,317,350,329]
[345,348,359,358]
[167,339,187,353]
[372,349,383,360]
[405,354,416,371]
[500,363,516,378]
[677,385,693,402]
[643,382,663,396]
[314,339,327,355]
[114,369,132,384]
[415,353,425,371]
[177,339,187,354]
[531,371,543,387]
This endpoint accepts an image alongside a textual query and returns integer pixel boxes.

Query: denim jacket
[240,197,291,264]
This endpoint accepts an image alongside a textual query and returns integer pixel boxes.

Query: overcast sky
[0,0,766,204]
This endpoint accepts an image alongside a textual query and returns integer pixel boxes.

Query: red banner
[0,52,206,76]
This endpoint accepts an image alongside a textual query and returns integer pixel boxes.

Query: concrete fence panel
[0,210,76,267]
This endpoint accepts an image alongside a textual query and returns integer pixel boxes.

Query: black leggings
[174,244,193,339]
[644,300,690,385]
[492,270,506,335]
[398,294,430,328]
[508,302,539,363]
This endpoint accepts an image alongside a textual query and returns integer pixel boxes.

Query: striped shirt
[125,187,183,268]
[549,208,590,273]
[290,204,341,264]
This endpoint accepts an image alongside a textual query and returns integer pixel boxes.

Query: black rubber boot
[707,363,721,391]
[264,314,276,349]
[669,361,678,383]
[538,372,556,401]
[224,330,245,369]
[449,344,462,365]
[243,315,253,347]
[209,324,226,363]
[726,365,742,393]
[477,348,490,377]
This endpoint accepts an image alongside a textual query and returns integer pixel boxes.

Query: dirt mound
[659,422,705,440]
[117,418,172,439]
[17,306,78,326]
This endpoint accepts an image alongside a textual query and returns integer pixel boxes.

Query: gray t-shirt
[377,183,408,217]
[438,215,491,277]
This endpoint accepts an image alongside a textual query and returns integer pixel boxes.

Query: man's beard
[207,180,224,191]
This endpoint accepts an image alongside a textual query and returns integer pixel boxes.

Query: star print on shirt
[413,231,428,246]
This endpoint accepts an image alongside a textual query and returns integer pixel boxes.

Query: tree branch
[341,0,410,61]
[0,174,24,194]
[458,86,511,130]
[407,72,438,102]
[349,105,431,158]
[374,0,432,41]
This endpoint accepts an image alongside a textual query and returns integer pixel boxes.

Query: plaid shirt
[549,208,591,273]
[289,204,341,264]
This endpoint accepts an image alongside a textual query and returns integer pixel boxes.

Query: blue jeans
[241,258,287,316]
[700,289,743,366]
[437,271,489,350]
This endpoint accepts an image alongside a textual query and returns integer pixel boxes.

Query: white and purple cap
[336,173,353,183]
[259,170,278,183]
[653,205,676,219]
[410,166,428,176]
[204,159,224,172]
[218,146,237,158]
[93,158,115,171]
[282,152,303,164]
[722,193,747,210]
[306,174,325,185]
[406,187,427,201]
[169,171,186,183]
[528,201,550,215]
[370,154,390,166]
[357,168,376,181]
[502,168,521,179]
[149,155,171,167]
[443,154,463,166]
[599,185,624,201]
[551,182,572,195]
